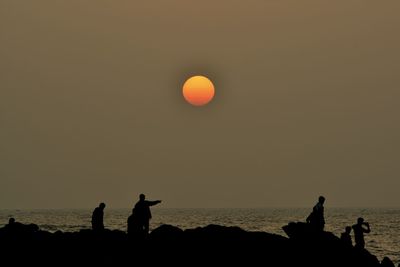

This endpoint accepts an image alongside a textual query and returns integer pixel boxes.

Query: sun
[182,75,215,106]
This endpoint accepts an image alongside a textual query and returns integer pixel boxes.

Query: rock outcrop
[0,221,394,266]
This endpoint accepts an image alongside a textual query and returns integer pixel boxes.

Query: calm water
[0,208,399,264]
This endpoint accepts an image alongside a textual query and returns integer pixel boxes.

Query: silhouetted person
[5,217,25,229]
[134,194,161,234]
[381,257,395,267]
[127,208,142,237]
[352,217,370,249]
[4,217,38,235]
[91,202,106,231]
[5,217,21,231]
[340,226,352,248]
[306,196,325,231]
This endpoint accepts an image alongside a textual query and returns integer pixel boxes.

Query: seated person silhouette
[5,218,23,232]
[134,194,161,234]
[6,218,17,229]
[352,217,370,249]
[381,257,395,267]
[306,196,325,231]
[4,217,38,235]
[91,202,106,231]
[340,226,353,248]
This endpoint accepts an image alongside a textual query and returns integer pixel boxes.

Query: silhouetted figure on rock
[5,217,23,232]
[352,217,370,249]
[381,257,395,267]
[91,202,106,231]
[127,208,143,238]
[3,217,39,237]
[134,194,161,234]
[306,196,325,231]
[5,218,17,228]
[340,226,352,248]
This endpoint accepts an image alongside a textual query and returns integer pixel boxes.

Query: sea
[0,208,399,264]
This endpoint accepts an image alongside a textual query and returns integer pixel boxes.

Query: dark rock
[0,221,388,267]
[282,221,380,267]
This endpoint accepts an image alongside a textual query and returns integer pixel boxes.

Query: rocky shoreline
[0,221,397,266]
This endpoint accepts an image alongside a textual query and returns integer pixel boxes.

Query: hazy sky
[1,1,399,209]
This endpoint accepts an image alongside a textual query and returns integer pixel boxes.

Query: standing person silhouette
[306,196,325,231]
[134,194,161,234]
[91,202,106,231]
[352,217,371,249]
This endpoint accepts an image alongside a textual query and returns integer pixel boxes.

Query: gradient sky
[1,1,399,209]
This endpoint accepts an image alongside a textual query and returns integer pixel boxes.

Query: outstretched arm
[146,200,162,206]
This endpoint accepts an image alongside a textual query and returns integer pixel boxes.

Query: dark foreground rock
[0,221,394,266]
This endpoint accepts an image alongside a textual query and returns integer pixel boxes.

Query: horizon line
[1,206,400,210]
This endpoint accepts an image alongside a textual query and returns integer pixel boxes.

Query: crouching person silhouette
[134,194,161,234]
[340,226,353,248]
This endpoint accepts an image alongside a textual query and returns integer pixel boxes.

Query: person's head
[99,203,106,209]
[8,218,15,224]
[345,226,351,234]
[318,196,325,204]
[357,217,364,224]
[139,194,145,201]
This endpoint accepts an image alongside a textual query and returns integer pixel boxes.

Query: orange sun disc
[182,75,215,106]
